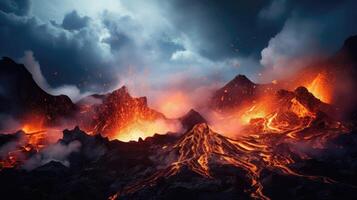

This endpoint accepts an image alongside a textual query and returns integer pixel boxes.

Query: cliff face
[0,57,76,126]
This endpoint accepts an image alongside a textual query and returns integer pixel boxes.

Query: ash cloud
[259,0,357,81]
[0,0,357,101]
[258,0,287,21]
[259,18,321,81]
[62,10,90,31]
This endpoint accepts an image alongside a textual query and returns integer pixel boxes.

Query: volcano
[1,36,357,200]
[76,86,166,140]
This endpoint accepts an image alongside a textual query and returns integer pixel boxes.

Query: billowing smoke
[19,51,91,102]
[23,140,81,170]
[259,17,321,81]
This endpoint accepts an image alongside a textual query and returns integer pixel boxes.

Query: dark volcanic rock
[0,124,357,200]
[340,35,357,61]
[0,57,76,126]
[210,74,275,112]
[0,131,24,147]
[211,75,257,110]
[277,86,337,117]
[179,109,207,130]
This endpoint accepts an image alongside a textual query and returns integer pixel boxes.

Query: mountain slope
[0,57,76,127]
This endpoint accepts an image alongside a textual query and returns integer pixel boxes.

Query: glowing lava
[306,72,332,103]
[241,104,268,125]
[113,119,181,142]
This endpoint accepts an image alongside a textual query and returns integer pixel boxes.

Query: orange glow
[306,73,332,103]
[22,121,44,133]
[240,104,268,125]
[21,115,51,151]
[112,119,181,142]
[154,91,193,118]
[290,98,314,118]
[1,115,51,169]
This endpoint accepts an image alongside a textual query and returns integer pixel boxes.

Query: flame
[306,72,332,103]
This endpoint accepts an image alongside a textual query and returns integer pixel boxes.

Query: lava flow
[112,83,350,199]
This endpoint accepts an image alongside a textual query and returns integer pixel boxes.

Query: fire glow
[113,119,181,142]
[306,72,332,103]
[152,91,193,119]
[0,66,336,172]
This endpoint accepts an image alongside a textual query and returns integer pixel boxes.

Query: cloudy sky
[1,0,357,102]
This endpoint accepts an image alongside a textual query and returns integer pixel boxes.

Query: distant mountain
[210,74,275,112]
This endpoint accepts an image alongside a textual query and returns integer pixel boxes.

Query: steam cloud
[19,51,91,102]
[260,18,321,81]
[23,140,81,171]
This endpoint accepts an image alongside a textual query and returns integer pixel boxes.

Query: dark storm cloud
[0,7,116,91]
[163,0,281,60]
[283,0,357,51]
[258,0,357,81]
[0,0,30,16]
[101,15,133,52]
[0,0,356,98]
[62,10,90,31]
[163,0,357,61]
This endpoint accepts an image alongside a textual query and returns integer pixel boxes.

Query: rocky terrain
[1,36,357,200]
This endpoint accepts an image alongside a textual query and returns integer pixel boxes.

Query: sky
[0,0,357,102]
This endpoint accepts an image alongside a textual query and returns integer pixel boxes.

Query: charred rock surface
[0,118,357,200]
